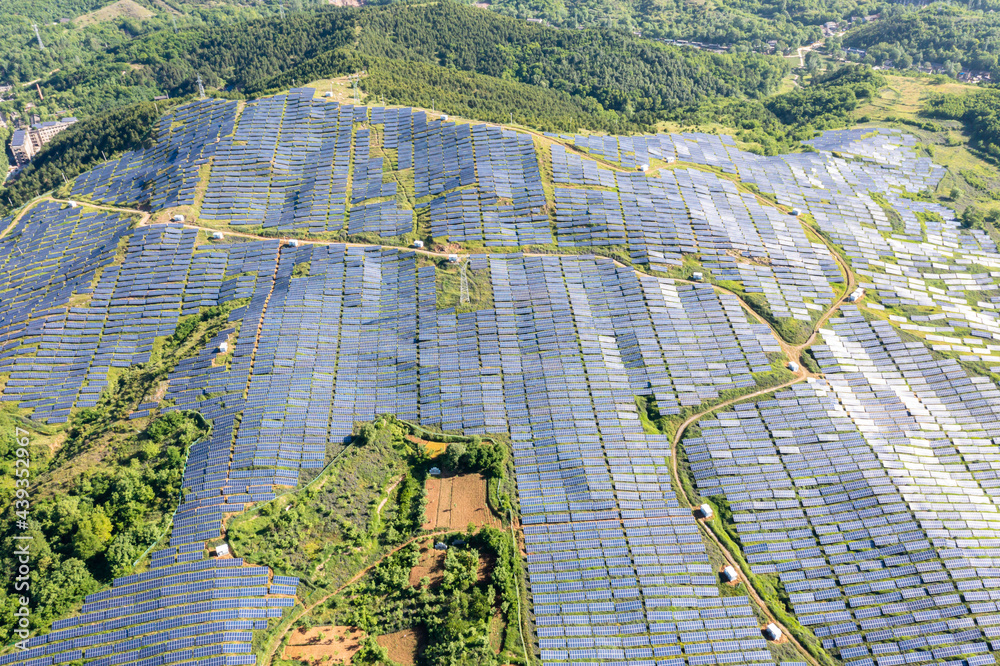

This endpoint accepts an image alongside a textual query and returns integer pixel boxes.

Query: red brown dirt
[423,473,499,530]
[282,626,366,664]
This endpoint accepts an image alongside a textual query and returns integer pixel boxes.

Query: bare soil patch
[283,626,366,665]
[423,473,499,530]
[376,627,424,665]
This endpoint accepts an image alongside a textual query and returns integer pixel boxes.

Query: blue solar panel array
[199,89,352,232]
[5,556,294,666]
[71,98,236,207]
[0,203,135,422]
[11,88,1000,666]
[690,307,1000,665]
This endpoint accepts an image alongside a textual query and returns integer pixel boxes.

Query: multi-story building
[31,117,76,147]
[10,129,35,167]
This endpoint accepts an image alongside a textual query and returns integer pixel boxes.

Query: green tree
[74,506,113,561]
[443,442,467,472]
[442,548,479,592]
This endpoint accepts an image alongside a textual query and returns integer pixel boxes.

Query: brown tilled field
[282,626,365,665]
[423,473,499,530]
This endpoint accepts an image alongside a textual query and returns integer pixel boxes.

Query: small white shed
[764,623,782,641]
[698,503,713,519]
[722,566,738,582]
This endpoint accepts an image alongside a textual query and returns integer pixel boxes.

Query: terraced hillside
[2,88,1000,666]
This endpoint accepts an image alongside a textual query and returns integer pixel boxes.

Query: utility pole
[32,24,44,49]
[459,259,470,306]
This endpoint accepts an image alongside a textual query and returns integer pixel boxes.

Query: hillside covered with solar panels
[3,86,1000,666]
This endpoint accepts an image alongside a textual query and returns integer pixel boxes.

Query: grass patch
[435,260,494,313]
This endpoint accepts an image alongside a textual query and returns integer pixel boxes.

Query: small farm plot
[423,472,500,530]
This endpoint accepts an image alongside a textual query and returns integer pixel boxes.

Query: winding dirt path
[668,375,820,666]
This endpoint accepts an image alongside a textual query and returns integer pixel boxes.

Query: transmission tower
[196,74,206,99]
[459,260,470,306]
[32,24,45,49]
[279,1,285,19]
[171,15,178,33]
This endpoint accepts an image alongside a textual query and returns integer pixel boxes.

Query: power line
[459,259,470,306]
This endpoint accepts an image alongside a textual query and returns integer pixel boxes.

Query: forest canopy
[842,5,1000,76]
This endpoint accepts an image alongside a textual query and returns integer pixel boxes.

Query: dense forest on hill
[2,2,787,127]
[354,3,787,114]
[251,49,638,133]
[487,0,865,47]
[115,2,789,109]
[842,5,1000,75]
